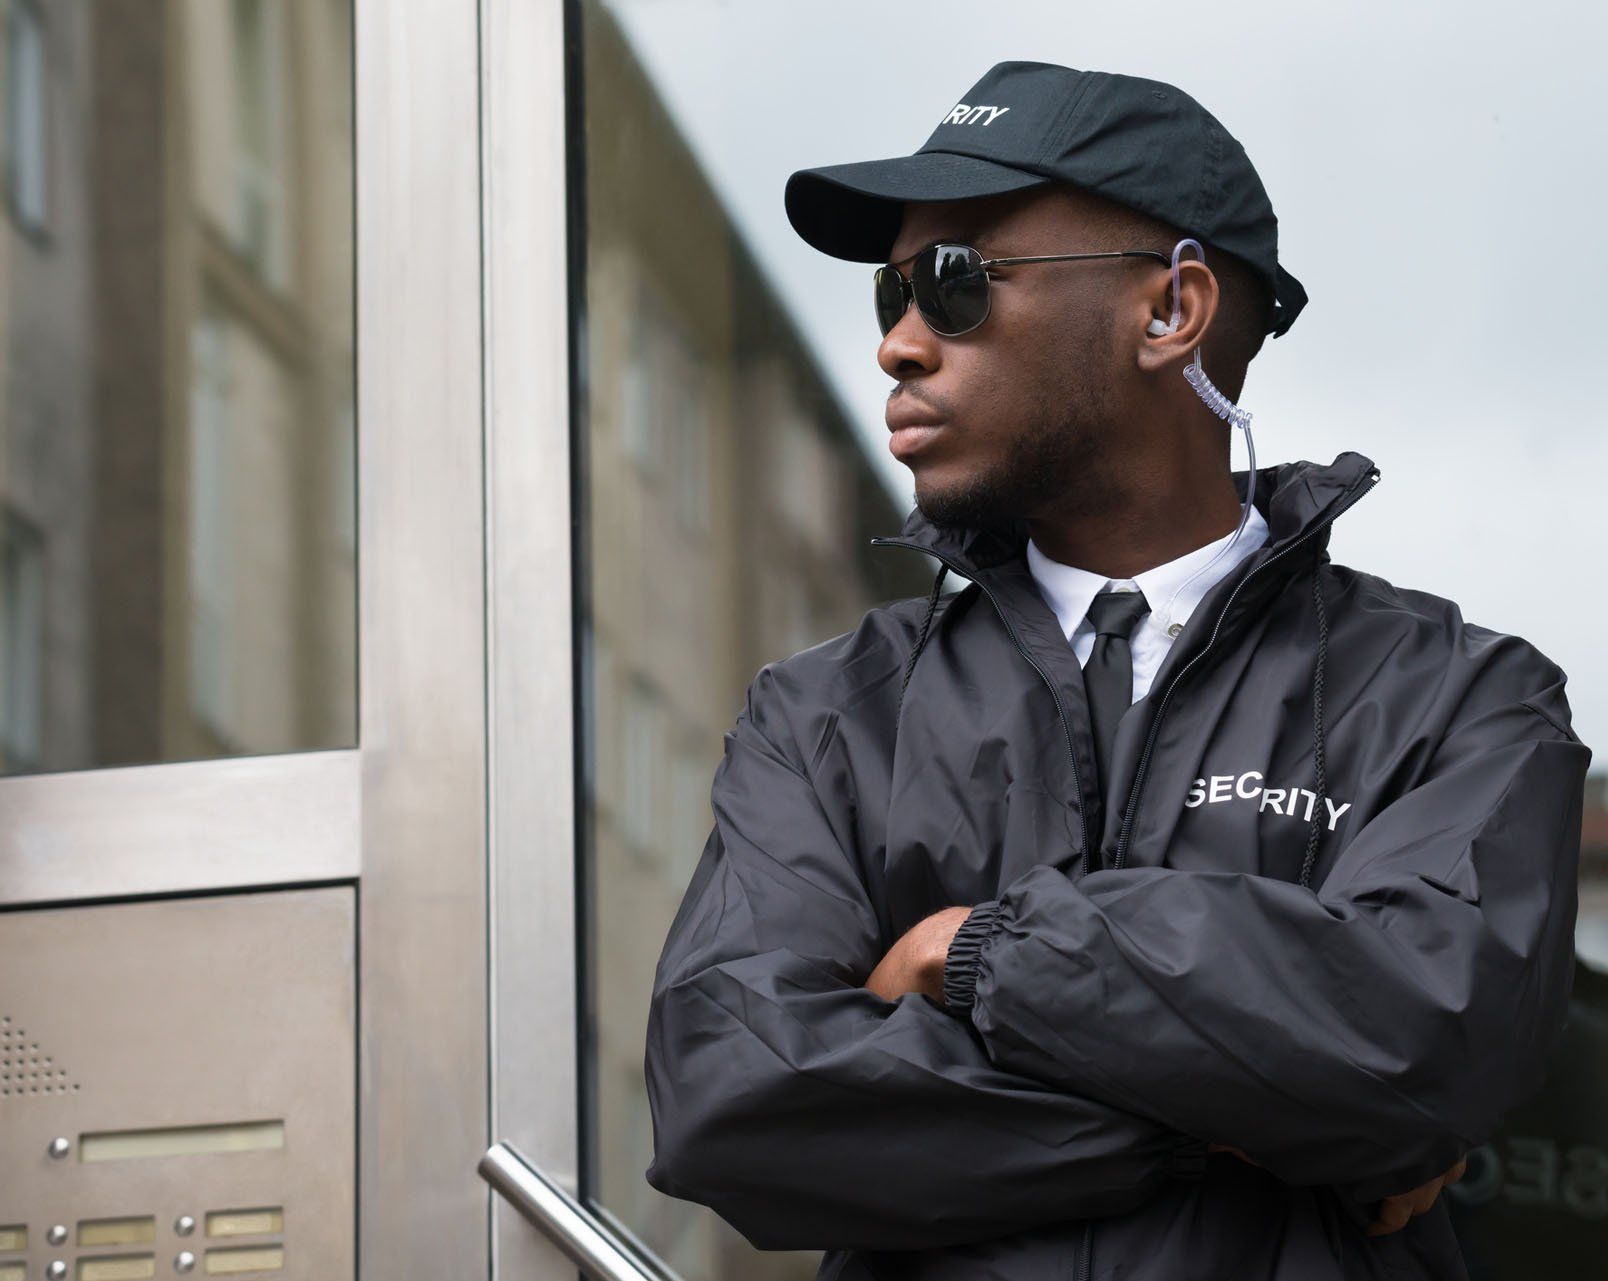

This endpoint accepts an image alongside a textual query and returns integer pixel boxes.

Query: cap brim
[785,151,1050,263]
[1269,262,1308,338]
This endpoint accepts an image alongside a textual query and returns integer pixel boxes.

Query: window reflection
[1448,783,1608,1275]
[0,0,355,774]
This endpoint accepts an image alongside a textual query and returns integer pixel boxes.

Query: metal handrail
[479,1140,677,1281]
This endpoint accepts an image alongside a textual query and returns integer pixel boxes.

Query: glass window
[0,0,354,773]
[0,506,43,769]
[574,5,1607,1278]
[3,0,48,234]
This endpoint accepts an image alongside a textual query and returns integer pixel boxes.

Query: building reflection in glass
[0,0,355,774]
[1448,777,1608,1276]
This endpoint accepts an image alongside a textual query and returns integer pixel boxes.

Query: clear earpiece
[1149,237,1260,637]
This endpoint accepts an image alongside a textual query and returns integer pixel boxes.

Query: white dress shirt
[1024,501,1270,705]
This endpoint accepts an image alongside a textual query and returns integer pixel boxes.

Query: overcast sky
[609,0,1608,757]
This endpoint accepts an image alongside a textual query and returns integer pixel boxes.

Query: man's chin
[914,474,1021,534]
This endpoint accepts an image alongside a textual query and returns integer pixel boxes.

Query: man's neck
[1026,475,1244,579]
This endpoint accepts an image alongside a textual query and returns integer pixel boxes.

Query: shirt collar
[1025,501,1271,642]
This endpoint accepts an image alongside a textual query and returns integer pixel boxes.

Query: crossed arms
[643,652,1590,1253]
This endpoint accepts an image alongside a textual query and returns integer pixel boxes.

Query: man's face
[878,185,1142,532]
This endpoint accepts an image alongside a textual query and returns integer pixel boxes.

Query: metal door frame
[480,0,589,1277]
[352,0,493,1277]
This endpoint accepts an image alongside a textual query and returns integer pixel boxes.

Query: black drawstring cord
[1298,549,1330,889]
[897,564,949,728]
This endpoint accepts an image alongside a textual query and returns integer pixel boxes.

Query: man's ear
[1136,259,1219,373]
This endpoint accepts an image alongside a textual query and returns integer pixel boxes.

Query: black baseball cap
[785,61,1307,339]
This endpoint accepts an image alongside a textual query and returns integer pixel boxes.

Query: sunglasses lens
[872,266,907,337]
[916,245,990,335]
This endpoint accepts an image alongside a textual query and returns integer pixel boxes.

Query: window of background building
[3,0,48,236]
[573,3,1608,1278]
[227,0,292,291]
[0,0,355,774]
[0,506,43,770]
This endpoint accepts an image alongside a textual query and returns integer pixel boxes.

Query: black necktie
[1082,588,1150,795]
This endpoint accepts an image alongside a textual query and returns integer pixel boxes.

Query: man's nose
[876,305,940,378]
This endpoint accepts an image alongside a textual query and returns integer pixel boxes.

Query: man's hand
[1208,1143,1468,1236]
[865,906,973,1003]
[1360,1155,1468,1236]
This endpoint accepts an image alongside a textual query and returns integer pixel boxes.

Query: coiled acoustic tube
[1183,359,1253,432]
[1151,237,1260,635]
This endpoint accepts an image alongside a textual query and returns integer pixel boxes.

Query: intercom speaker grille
[0,1014,77,1097]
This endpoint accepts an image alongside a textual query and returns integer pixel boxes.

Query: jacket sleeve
[942,646,1592,1207]
[643,661,1211,1253]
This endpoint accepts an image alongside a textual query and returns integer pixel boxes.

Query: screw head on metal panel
[47,1263,67,1280]
[175,1215,196,1237]
[47,1224,67,1245]
[48,1135,70,1158]
[175,1250,197,1273]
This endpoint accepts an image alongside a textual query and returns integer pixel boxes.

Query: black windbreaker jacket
[642,450,1593,1280]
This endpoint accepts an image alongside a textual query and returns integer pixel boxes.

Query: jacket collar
[881,450,1379,581]
[1024,500,1271,641]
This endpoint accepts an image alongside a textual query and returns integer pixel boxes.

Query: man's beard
[916,354,1119,534]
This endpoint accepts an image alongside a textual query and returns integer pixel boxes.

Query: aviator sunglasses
[874,243,1172,338]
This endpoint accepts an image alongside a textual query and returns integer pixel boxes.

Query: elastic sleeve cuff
[941,899,1006,1017]
[1169,1132,1210,1180]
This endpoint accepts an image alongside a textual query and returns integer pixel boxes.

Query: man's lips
[888,423,944,461]
[886,400,947,461]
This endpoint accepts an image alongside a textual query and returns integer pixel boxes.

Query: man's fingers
[1407,1181,1442,1218]
[1367,1186,1437,1237]
[1366,1160,1468,1237]
[1365,1194,1415,1237]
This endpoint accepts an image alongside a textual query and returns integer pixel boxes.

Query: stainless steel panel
[0,752,360,908]
[0,887,354,1279]
[353,0,490,1277]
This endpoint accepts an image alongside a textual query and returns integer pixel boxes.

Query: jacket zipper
[867,538,1096,875]
[1111,467,1380,871]
[869,536,1099,1281]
